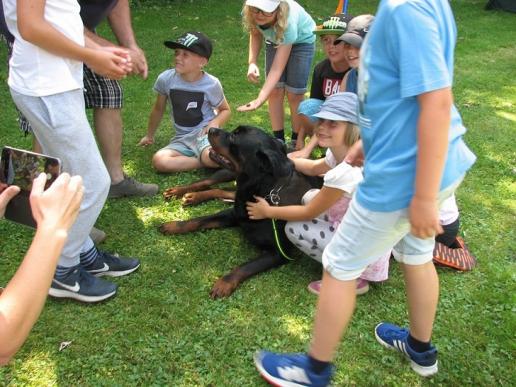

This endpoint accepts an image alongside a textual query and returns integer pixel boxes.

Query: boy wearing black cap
[139,31,231,173]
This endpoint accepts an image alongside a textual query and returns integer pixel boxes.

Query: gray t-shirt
[154,69,224,139]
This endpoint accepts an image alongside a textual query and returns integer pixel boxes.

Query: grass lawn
[0,0,514,385]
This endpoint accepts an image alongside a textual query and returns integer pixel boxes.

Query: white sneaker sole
[374,324,438,377]
[48,288,116,303]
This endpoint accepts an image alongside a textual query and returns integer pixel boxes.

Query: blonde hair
[343,122,361,148]
[242,2,290,44]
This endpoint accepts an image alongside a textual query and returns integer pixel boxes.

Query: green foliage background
[0,0,514,385]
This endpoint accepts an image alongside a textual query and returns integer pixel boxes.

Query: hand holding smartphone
[0,146,61,227]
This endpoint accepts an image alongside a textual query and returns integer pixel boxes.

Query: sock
[273,129,285,142]
[407,334,432,353]
[54,264,78,280]
[80,245,100,267]
[308,354,331,374]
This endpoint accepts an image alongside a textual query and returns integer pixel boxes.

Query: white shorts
[322,179,462,281]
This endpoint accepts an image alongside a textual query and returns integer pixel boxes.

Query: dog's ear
[255,148,292,178]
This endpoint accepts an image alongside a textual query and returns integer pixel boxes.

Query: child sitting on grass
[138,31,231,173]
[246,92,390,295]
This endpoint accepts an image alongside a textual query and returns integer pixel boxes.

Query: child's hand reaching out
[246,196,271,220]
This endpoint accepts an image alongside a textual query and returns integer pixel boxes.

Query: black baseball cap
[164,31,213,60]
[314,13,354,36]
[335,15,375,48]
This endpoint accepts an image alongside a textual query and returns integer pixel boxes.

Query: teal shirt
[258,0,315,45]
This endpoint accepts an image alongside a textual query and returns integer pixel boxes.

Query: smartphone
[0,146,61,227]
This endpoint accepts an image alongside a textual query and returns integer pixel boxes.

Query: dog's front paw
[159,221,183,235]
[210,276,239,299]
[182,192,208,206]
[163,186,188,201]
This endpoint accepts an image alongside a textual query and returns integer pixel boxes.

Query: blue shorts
[322,178,463,281]
[161,133,210,158]
[265,42,315,94]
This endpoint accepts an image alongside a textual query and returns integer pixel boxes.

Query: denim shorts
[321,178,463,281]
[265,42,315,94]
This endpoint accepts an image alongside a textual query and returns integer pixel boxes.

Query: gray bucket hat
[313,92,358,124]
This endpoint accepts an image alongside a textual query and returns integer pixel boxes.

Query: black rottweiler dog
[160,126,322,298]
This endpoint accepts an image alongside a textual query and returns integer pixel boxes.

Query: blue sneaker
[84,250,140,277]
[375,322,438,377]
[254,351,333,387]
[49,267,117,303]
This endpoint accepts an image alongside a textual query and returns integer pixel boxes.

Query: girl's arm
[207,97,231,130]
[238,43,292,111]
[247,186,343,221]
[292,157,331,176]
[138,94,167,146]
[17,0,129,80]
[247,29,262,84]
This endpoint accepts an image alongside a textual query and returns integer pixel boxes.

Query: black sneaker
[84,250,140,277]
[49,267,117,303]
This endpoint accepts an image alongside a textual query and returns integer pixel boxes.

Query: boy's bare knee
[152,154,169,172]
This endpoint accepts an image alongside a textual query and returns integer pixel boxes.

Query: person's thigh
[322,199,409,281]
[284,43,315,94]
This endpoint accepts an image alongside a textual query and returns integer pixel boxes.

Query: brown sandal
[433,237,477,271]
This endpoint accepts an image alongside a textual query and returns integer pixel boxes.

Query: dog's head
[208,126,292,178]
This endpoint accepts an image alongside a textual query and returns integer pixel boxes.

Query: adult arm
[409,87,452,238]
[0,173,83,365]
[246,186,343,221]
[107,0,148,79]
[238,43,292,112]
[16,0,129,79]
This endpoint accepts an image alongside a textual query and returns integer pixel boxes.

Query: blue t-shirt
[258,0,315,45]
[356,0,476,212]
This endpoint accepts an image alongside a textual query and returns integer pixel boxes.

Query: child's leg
[152,149,202,172]
[10,88,110,268]
[309,270,357,361]
[286,91,305,144]
[268,88,286,137]
[402,261,439,342]
[199,147,218,169]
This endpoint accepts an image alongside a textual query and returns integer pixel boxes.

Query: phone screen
[0,146,61,227]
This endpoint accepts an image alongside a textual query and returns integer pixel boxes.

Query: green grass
[0,0,515,385]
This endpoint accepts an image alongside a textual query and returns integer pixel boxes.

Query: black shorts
[83,65,123,109]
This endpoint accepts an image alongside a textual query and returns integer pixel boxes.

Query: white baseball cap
[245,0,281,13]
